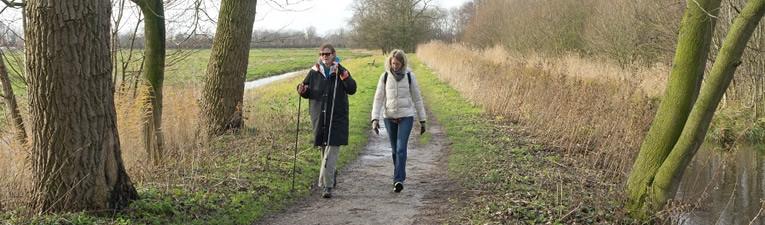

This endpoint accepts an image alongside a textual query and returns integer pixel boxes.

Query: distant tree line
[109,27,354,49]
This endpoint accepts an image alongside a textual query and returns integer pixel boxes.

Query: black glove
[372,120,380,135]
[420,121,426,135]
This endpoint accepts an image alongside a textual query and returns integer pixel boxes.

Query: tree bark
[25,0,138,213]
[652,0,765,210]
[131,0,166,164]
[199,0,258,137]
[626,0,721,217]
[0,52,26,144]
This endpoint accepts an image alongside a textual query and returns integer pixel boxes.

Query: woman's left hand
[420,121,426,135]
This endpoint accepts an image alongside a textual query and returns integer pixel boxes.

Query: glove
[372,120,379,135]
[297,84,307,95]
[420,121,426,135]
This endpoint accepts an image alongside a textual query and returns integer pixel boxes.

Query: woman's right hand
[297,84,307,95]
[371,120,379,135]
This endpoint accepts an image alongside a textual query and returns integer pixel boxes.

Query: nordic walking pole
[292,92,302,191]
[323,68,340,188]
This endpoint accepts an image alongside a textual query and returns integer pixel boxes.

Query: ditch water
[244,70,304,90]
[674,143,765,224]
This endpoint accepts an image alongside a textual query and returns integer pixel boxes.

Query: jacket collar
[312,61,340,77]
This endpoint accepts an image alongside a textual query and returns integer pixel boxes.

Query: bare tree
[628,0,765,219]
[25,0,138,213]
[129,0,167,165]
[0,52,25,144]
[305,26,316,46]
[350,0,440,53]
[0,0,25,145]
[199,0,258,137]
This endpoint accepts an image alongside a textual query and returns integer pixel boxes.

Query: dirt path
[256,112,455,225]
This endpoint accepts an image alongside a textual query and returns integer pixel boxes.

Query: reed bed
[417,41,665,179]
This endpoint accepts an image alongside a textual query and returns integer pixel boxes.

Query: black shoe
[394,182,403,193]
[322,187,332,198]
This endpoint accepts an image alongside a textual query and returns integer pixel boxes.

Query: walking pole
[323,67,341,188]
[325,68,340,168]
[292,95,302,191]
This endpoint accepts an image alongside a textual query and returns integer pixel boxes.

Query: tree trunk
[26,0,138,213]
[652,0,765,210]
[626,0,721,217]
[0,52,26,144]
[199,0,258,137]
[131,0,166,164]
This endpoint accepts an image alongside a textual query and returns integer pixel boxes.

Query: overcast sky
[0,0,472,37]
[255,0,472,35]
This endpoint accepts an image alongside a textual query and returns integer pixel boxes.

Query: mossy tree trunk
[627,0,765,219]
[199,0,258,137]
[626,0,721,217]
[131,0,166,165]
[26,0,138,213]
[652,0,765,211]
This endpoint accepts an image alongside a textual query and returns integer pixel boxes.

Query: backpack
[383,72,411,85]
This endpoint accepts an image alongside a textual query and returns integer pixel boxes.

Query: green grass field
[0,48,370,119]
[125,48,370,85]
[3,48,370,92]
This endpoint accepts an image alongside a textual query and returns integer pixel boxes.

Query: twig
[558,203,581,221]
[691,0,720,19]
[0,0,23,8]
[749,200,765,225]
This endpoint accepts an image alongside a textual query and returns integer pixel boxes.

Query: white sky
[255,0,471,35]
[0,0,472,37]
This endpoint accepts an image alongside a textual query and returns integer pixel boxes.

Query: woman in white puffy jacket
[370,49,427,193]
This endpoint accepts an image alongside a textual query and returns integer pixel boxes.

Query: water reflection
[244,70,304,90]
[675,144,764,224]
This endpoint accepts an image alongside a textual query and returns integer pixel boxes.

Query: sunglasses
[319,52,333,56]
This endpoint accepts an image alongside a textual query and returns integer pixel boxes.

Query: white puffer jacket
[371,66,427,123]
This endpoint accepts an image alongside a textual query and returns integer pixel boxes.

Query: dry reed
[0,82,215,211]
[417,41,664,179]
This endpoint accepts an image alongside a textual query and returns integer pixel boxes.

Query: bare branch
[264,0,312,12]
[1,46,24,86]
[0,0,24,8]
[691,0,720,19]
[0,21,24,42]
[197,0,218,24]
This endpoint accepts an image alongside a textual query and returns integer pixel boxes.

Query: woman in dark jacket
[297,44,356,198]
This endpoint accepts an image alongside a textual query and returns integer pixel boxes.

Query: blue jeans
[384,116,413,183]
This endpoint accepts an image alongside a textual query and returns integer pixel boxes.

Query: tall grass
[411,55,631,223]
[417,41,660,179]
